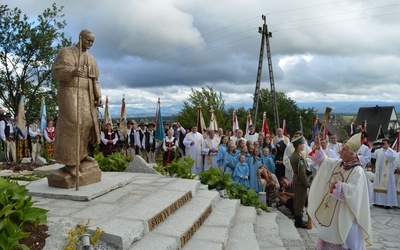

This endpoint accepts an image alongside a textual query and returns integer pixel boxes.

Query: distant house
[317,114,349,142]
[354,106,400,142]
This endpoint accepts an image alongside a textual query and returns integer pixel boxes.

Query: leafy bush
[199,168,268,211]
[199,168,234,190]
[0,177,48,250]
[153,164,167,175]
[94,152,131,172]
[166,157,195,179]
[227,182,260,208]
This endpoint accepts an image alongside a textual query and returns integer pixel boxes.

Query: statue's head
[79,30,95,51]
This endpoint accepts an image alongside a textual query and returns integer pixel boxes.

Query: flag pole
[75,36,82,191]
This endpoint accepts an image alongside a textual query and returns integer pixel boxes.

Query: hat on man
[148,122,155,128]
[345,133,362,153]
[139,122,146,126]
[33,115,40,120]
[4,112,12,117]
[292,136,305,147]
[130,119,136,125]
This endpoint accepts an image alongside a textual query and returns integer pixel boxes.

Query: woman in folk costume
[14,115,30,161]
[308,133,372,250]
[223,142,238,174]
[44,118,56,159]
[162,129,177,166]
[248,147,263,192]
[100,123,118,157]
[216,135,229,170]
[232,154,250,188]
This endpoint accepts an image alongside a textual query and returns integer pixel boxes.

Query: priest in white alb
[183,125,204,174]
[202,129,220,171]
[308,133,372,250]
[371,138,398,208]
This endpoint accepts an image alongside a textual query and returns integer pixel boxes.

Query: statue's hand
[96,98,103,107]
[72,68,84,77]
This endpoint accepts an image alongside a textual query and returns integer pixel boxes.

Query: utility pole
[252,15,280,130]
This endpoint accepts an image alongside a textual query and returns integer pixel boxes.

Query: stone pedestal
[47,160,102,189]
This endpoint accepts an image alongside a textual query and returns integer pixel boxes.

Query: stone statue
[48,29,102,188]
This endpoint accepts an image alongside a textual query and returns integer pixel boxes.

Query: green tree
[175,86,230,130]
[0,3,71,120]
[256,89,316,138]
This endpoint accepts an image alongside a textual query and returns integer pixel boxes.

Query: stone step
[255,211,286,249]
[225,205,260,250]
[183,198,241,250]
[128,189,220,250]
[91,177,200,249]
[34,173,200,250]
[273,209,304,249]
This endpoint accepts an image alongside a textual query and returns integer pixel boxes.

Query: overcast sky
[6,0,400,116]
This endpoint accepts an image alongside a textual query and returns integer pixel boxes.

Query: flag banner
[155,98,165,142]
[104,95,112,126]
[120,95,127,136]
[40,97,47,133]
[282,119,287,136]
[310,117,319,144]
[209,107,218,131]
[324,123,329,141]
[363,120,370,148]
[350,122,354,137]
[232,110,239,134]
[16,91,26,137]
[261,112,271,137]
[197,106,207,134]
[392,131,399,152]
[245,115,253,135]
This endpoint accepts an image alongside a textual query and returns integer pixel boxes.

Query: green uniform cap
[292,136,305,147]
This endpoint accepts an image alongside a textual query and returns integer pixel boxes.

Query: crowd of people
[0,108,56,163]
[3,102,400,248]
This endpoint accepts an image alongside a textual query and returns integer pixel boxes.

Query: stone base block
[47,160,102,189]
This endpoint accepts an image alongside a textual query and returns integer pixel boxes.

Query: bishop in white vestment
[308,133,372,250]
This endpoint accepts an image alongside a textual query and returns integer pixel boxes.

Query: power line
[118,16,259,63]
[270,2,400,26]
[266,0,349,15]
[102,27,257,75]
[101,2,400,76]
[272,10,400,33]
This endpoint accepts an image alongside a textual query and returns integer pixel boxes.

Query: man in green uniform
[290,136,310,228]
